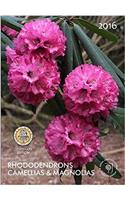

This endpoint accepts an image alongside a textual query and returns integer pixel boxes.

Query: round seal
[14,126,33,146]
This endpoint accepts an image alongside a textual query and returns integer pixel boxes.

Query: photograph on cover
[1,16,124,184]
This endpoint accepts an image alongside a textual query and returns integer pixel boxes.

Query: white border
[0,0,125,15]
[0,185,125,200]
[0,0,125,198]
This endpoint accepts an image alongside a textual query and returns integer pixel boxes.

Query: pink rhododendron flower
[2,25,18,38]
[45,113,100,167]
[6,45,50,66]
[8,55,60,105]
[6,46,21,66]
[63,64,119,118]
[14,19,66,58]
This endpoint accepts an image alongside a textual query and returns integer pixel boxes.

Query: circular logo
[99,159,118,177]
[14,126,33,146]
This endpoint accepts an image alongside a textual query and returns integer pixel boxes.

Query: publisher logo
[14,126,33,146]
[99,159,118,177]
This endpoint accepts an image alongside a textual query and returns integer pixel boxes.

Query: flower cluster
[45,64,119,167]
[63,64,119,118]
[6,19,66,104]
[45,113,100,168]
[14,19,66,58]
[2,25,18,38]
[7,49,60,105]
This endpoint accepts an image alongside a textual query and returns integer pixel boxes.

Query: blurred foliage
[83,16,124,72]
[109,107,125,135]
[1,68,9,96]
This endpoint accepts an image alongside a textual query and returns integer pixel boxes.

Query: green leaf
[1,68,9,96]
[1,32,13,47]
[109,107,124,135]
[8,16,25,22]
[1,60,7,72]
[102,53,125,81]
[88,41,125,81]
[48,16,60,21]
[90,42,125,81]
[94,153,122,179]
[73,167,82,185]
[41,90,65,116]
[41,98,62,116]
[86,161,95,176]
[1,51,6,60]
[1,16,23,31]
[61,21,73,74]
[71,29,84,68]
[112,107,125,114]
[73,24,125,97]
[73,18,118,42]
[54,91,66,114]
[100,128,110,137]
[1,41,6,51]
